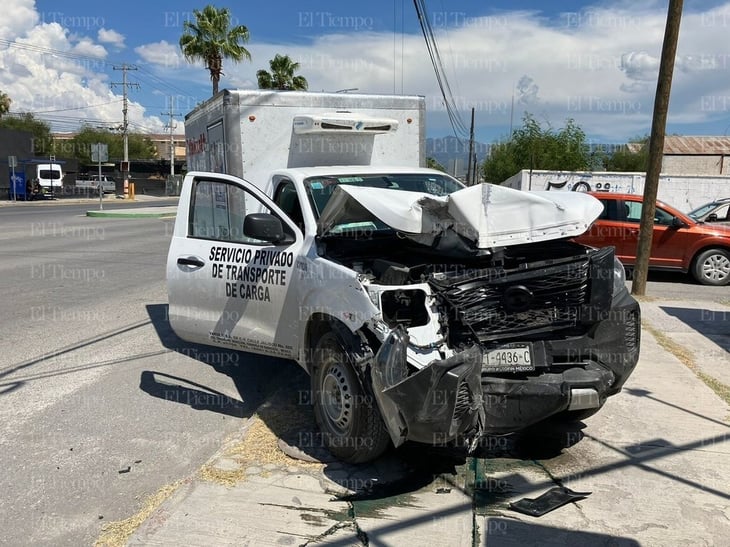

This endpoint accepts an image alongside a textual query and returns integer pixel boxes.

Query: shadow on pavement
[481,518,640,546]
[660,305,730,351]
[143,303,301,421]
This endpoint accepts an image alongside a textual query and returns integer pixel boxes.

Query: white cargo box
[183,90,425,189]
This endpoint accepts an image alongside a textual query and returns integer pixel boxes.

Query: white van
[36,163,64,192]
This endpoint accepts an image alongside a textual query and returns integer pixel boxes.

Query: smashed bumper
[370,292,640,446]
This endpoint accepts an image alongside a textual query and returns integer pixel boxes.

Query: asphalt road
[0,199,726,546]
[0,200,292,546]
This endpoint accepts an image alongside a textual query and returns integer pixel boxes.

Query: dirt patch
[199,386,324,486]
[94,480,183,547]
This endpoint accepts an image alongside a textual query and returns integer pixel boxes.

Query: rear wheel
[692,248,730,286]
[311,331,391,464]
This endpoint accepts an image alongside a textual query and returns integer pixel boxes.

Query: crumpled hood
[318,183,604,249]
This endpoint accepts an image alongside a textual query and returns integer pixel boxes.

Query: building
[661,136,730,176]
[145,133,187,163]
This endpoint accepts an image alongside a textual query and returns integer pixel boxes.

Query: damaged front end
[315,180,640,452]
[357,243,640,452]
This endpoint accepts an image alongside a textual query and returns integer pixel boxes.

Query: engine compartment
[320,234,593,285]
[320,234,613,350]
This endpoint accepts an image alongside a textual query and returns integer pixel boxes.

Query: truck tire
[692,248,730,286]
[311,331,391,464]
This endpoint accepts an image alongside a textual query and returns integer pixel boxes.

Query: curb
[86,209,177,218]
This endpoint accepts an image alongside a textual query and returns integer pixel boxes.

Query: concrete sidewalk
[110,299,729,546]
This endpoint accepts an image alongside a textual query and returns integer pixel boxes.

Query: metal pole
[122,66,129,198]
[98,153,103,210]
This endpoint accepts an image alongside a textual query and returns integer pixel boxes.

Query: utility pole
[112,64,139,198]
[161,97,181,177]
[466,107,475,185]
[631,0,683,296]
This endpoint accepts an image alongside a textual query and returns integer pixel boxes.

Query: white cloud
[135,40,185,71]
[0,13,163,133]
[621,51,660,82]
[4,1,730,142]
[71,37,107,58]
[211,3,730,141]
[0,0,38,41]
[98,28,125,49]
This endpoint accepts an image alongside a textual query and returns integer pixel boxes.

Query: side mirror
[706,213,718,222]
[670,216,688,229]
[243,213,292,244]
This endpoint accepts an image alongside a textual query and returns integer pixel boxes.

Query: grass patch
[94,480,183,547]
[645,324,730,407]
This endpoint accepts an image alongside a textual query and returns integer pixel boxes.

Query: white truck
[167,90,640,463]
[75,174,116,194]
[35,162,64,194]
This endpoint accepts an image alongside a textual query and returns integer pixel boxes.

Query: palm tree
[179,5,250,95]
[0,91,11,118]
[257,54,308,91]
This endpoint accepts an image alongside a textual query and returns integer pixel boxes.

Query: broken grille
[430,256,591,344]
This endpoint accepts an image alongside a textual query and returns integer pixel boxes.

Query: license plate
[483,344,535,373]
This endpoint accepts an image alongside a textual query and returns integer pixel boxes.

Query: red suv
[575,193,730,286]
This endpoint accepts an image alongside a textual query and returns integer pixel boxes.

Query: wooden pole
[631,0,683,296]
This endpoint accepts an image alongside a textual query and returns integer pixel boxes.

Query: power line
[32,99,124,114]
[413,0,470,140]
[1,38,196,121]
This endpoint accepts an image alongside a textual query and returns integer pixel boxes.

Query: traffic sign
[91,143,108,163]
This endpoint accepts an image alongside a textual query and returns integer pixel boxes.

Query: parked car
[687,198,730,226]
[575,192,730,286]
[75,174,116,194]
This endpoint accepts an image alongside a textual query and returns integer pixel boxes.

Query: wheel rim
[701,253,730,282]
[321,363,353,434]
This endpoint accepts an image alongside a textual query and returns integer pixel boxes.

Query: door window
[621,200,675,226]
[189,178,291,244]
[712,204,729,221]
[598,199,621,220]
[625,201,642,223]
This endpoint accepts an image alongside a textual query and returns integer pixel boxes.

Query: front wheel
[692,248,730,286]
[311,331,391,464]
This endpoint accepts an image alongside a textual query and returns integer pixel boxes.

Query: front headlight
[613,257,627,294]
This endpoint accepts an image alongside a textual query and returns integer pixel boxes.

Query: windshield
[305,173,463,218]
[687,202,720,220]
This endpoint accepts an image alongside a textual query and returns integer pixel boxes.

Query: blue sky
[3,0,730,147]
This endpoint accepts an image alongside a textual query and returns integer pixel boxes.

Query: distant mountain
[426,136,491,178]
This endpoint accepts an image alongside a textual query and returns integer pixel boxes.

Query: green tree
[179,5,251,95]
[70,125,157,164]
[426,157,446,172]
[482,115,593,183]
[0,112,52,155]
[256,54,308,90]
[0,90,11,118]
[604,136,649,172]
